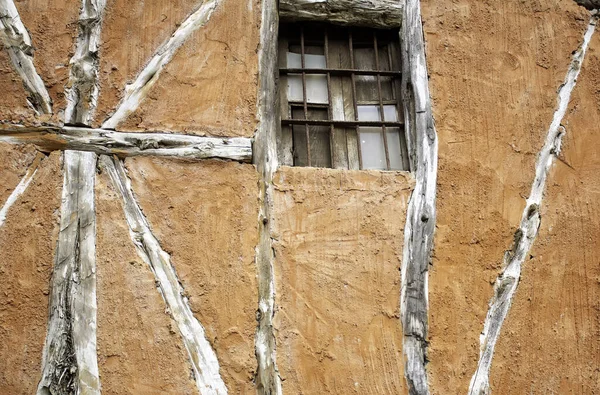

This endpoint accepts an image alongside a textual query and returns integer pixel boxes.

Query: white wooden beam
[468,14,598,395]
[101,0,221,130]
[0,0,52,114]
[0,124,253,162]
[400,0,438,394]
[0,152,44,228]
[99,155,227,395]
[253,0,283,393]
[37,150,99,395]
[279,0,404,28]
[64,0,106,124]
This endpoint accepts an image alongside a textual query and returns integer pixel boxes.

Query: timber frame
[262,0,437,394]
[0,0,437,393]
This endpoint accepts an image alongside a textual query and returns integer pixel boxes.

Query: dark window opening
[278,23,410,171]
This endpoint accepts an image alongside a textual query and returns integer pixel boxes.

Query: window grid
[279,24,408,171]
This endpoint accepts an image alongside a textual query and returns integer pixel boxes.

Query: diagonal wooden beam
[101,0,220,130]
[0,151,44,228]
[99,155,228,395]
[0,123,253,162]
[468,14,598,395]
[0,0,53,114]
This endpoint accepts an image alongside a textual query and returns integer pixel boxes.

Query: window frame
[277,22,410,171]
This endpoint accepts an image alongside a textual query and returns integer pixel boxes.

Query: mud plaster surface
[272,166,414,395]
[0,152,61,394]
[489,31,600,394]
[97,0,260,138]
[125,157,258,394]
[0,50,36,122]
[421,0,590,393]
[95,170,197,395]
[0,142,37,206]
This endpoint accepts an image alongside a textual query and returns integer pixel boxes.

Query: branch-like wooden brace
[279,0,404,28]
[0,124,253,162]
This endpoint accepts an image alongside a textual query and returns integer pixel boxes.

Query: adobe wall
[0,0,599,393]
[272,167,414,394]
[421,0,595,393]
[489,29,600,393]
[0,152,61,394]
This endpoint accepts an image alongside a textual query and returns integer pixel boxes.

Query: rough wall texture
[17,0,79,118]
[0,50,35,122]
[97,0,260,137]
[489,30,600,394]
[125,158,259,394]
[0,143,37,205]
[421,0,590,393]
[0,152,61,394]
[0,0,77,121]
[2,0,600,393]
[95,170,198,395]
[272,167,414,395]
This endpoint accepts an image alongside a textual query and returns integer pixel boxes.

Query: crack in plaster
[468,12,598,395]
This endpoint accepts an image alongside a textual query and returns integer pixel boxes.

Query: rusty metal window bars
[278,23,410,171]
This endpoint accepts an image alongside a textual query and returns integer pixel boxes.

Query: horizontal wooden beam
[0,124,253,162]
[279,0,403,28]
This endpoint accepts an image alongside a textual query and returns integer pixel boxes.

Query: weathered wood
[0,0,52,114]
[0,124,253,162]
[280,0,404,29]
[101,0,220,129]
[253,0,283,393]
[65,0,106,124]
[399,0,438,393]
[99,155,227,395]
[37,3,105,393]
[468,15,598,395]
[576,0,600,10]
[0,152,44,228]
[38,150,99,395]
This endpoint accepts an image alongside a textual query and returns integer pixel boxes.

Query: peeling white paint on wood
[99,155,227,395]
[37,150,100,395]
[101,0,220,130]
[279,0,403,28]
[468,14,598,395]
[253,0,283,393]
[400,0,438,393]
[0,124,253,162]
[0,0,52,114]
[64,0,107,124]
[0,152,44,228]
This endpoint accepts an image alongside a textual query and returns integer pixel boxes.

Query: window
[278,23,410,171]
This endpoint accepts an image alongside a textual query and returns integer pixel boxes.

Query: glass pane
[359,127,386,170]
[287,74,303,102]
[286,52,328,104]
[357,105,380,121]
[387,128,404,170]
[383,105,398,122]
